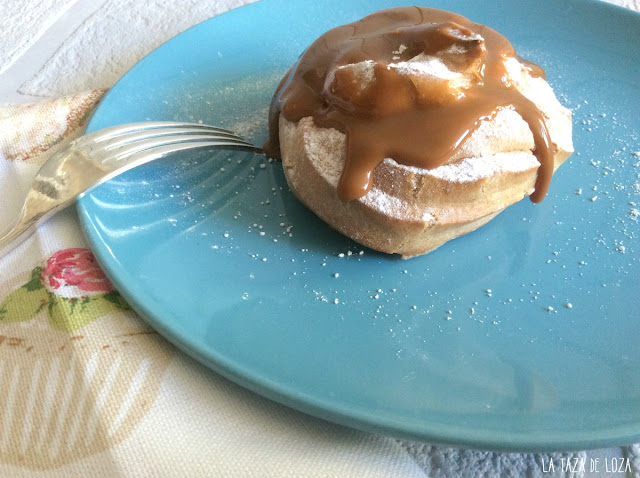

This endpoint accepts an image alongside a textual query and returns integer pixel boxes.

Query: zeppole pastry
[265,7,573,258]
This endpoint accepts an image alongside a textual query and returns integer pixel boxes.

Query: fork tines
[82,121,260,162]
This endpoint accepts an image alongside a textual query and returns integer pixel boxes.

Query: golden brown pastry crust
[279,60,573,258]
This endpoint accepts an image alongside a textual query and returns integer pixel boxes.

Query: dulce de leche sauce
[264,7,557,203]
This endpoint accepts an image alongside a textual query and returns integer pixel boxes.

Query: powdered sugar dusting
[336,60,375,89]
[449,28,483,42]
[361,187,405,218]
[360,186,436,222]
[393,44,408,55]
[388,53,461,79]
[384,152,540,183]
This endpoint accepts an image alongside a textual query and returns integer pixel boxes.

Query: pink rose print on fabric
[40,248,114,297]
[0,248,129,332]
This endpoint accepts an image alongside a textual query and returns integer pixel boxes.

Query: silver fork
[0,121,261,259]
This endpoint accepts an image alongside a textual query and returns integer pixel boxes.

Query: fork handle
[0,202,64,259]
[0,211,39,259]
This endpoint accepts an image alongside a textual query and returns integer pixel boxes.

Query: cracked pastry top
[265,6,573,258]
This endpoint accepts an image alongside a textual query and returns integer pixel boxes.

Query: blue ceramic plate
[79,0,640,451]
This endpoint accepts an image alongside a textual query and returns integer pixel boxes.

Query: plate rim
[78,0,640,452]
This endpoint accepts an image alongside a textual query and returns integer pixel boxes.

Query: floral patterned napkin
[0,90,177,472]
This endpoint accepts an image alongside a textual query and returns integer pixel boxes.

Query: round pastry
[265,7,573,258]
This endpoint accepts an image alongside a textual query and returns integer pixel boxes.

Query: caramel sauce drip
[264,7,557,203]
